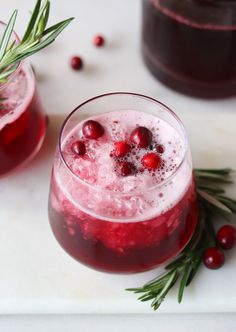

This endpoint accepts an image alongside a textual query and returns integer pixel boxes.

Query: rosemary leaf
[178,264,192,303]
[32,0,50,38]
[195,168,233,177]
[21,0,42,43]
[196,175,233,184]
[197,184,225,195]
[0,10,18,62]
[198,190,232,213]
[151,270,178,310]
[186,254,202,286]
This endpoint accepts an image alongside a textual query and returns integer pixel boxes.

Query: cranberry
[115,161,135,177]
[216,225,236,250]
[82,120,104,139]
[155,144,165,154]
[130,126,152,148]
[113,141,130,158]
[203,247,225,269]
[93,35,105,47]
[70,56,83,70]
[71,141,86,156]
[141,153,161,170]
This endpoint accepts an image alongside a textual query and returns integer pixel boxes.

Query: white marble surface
[0,314,236,332]
[0,0,236,320]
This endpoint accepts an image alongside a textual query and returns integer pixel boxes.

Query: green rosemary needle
[127,168,236,311]
[0,0,74,83]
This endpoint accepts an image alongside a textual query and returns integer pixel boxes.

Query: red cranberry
[70,56,83,70]
[93,35,105,47]
[115,161,135,177]
[155,144,165,154]
[82,120,104,139]
[216,225,236,250]
[71,141,86,156]
[203,247,225,269]
[130,126,152,148]
[113,141,130,158]
[141,153,161,170]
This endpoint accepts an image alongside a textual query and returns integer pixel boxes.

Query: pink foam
[62,110,185,192]
[52,110,192,222]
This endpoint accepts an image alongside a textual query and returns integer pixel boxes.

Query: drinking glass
[48,93,198,273]
[0,23,46,177]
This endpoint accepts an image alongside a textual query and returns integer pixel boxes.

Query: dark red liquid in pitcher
[142,0,236,98]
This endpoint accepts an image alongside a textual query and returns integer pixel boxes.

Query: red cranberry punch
[48,93,198,273]
[0,1,73,177]
[142,0,236,98]
[0,24,46,177]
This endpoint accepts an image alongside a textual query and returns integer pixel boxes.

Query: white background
[0,0,236,330]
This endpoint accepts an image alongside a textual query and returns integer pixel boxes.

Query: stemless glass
[142,0,236,98]
[48,93,198,274]
[0,23,46,177]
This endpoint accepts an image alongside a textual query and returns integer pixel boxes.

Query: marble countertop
[0,0,236,320]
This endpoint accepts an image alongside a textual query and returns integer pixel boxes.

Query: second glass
[0,23,46,177]
[48,93,198,273]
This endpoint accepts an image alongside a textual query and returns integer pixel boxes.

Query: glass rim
[59,92,189,195]
[0,21,23,90]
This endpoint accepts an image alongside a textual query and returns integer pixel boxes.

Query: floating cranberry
[115,161,135,177]
[70,56,83,70]
[203,247,225,269]
[216,225,236,250]
[71,141,86,156]
[155,144,165,154]
[82,120,104,139]
[142,153,161,170]
[130,126,152,148]
[113,141,130,158]
[93,35,105,47]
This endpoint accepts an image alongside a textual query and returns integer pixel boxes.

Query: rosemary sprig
[0,0,74,83]
[127,168,236,311]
